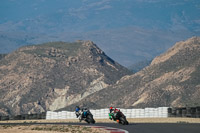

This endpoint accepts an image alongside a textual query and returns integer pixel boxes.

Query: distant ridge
[62,37,200,110]
[0,54,7,60]
[128,59,152,73]
[0,41,131,116]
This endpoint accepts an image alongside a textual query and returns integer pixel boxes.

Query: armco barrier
[197,107,200,118]
[0,116,9,121]
[169,107,200,118]
[0,112,46,121]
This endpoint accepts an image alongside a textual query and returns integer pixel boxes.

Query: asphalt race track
[1,122,200,133]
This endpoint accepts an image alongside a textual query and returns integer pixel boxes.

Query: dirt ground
[0,118,200,133]
[0,125,106,133]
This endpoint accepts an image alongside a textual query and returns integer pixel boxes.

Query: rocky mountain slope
[0,41,131,116]
[0,54,6,60]
[128,59,152,73]
[64,37,200,110]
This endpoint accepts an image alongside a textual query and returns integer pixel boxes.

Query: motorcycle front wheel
[119,117,129,125]
[87,115,95,124]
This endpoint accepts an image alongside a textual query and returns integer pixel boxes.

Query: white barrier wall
[46,107,169,120]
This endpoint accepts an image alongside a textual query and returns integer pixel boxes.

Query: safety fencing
[1,107,200,121]
[46,107,169,120]
[0,112,46,121]
[168,107,200,118]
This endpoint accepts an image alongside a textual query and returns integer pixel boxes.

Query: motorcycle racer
[109,107,119,121]
[75,106,83,122]
[108,107,129,125]
[75,106,95,124]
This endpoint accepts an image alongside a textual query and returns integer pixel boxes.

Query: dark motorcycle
[110,110,129,125]
[82,109,95,124]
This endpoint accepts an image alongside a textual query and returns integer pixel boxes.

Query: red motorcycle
[109,109,129,125]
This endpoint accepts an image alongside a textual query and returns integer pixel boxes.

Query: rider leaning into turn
[75,106,83,122]
[75,106,88,122]
[109,107,119,121]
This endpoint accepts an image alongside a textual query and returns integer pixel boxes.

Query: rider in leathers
[75,106,88,122]
[75,106,83,122]
[109,107,119,121]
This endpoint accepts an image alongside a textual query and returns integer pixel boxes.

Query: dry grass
[0,124,105,133]
[0,118,199,133]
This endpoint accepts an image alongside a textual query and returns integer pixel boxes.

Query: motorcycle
[79,109,96,124]
[109,110,129,125]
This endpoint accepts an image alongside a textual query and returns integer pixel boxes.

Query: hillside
[0,41,131,116]
[128,59,152,73]
[63,37,200,110]
[0,54,6,60]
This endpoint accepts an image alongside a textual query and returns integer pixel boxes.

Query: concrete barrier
[1,107,200,121]
[45,106,200,120]
[46,107,170,120]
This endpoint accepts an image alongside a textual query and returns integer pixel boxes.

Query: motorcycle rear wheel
[119,117,129,125]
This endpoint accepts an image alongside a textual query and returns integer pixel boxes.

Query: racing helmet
[109,107,114,112]
[75,106,80,112]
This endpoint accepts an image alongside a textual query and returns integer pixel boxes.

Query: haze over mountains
[1,0,200,66]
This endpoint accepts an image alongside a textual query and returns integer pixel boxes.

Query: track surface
[0,122,200,133]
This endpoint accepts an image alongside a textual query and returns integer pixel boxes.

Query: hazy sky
[0,0,200,66]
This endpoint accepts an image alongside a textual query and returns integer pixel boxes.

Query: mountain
[0,41,131,116]
[63,37,200,110]
[0,54,6,60]
[1,0,200,66]
[128,59,152,73]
